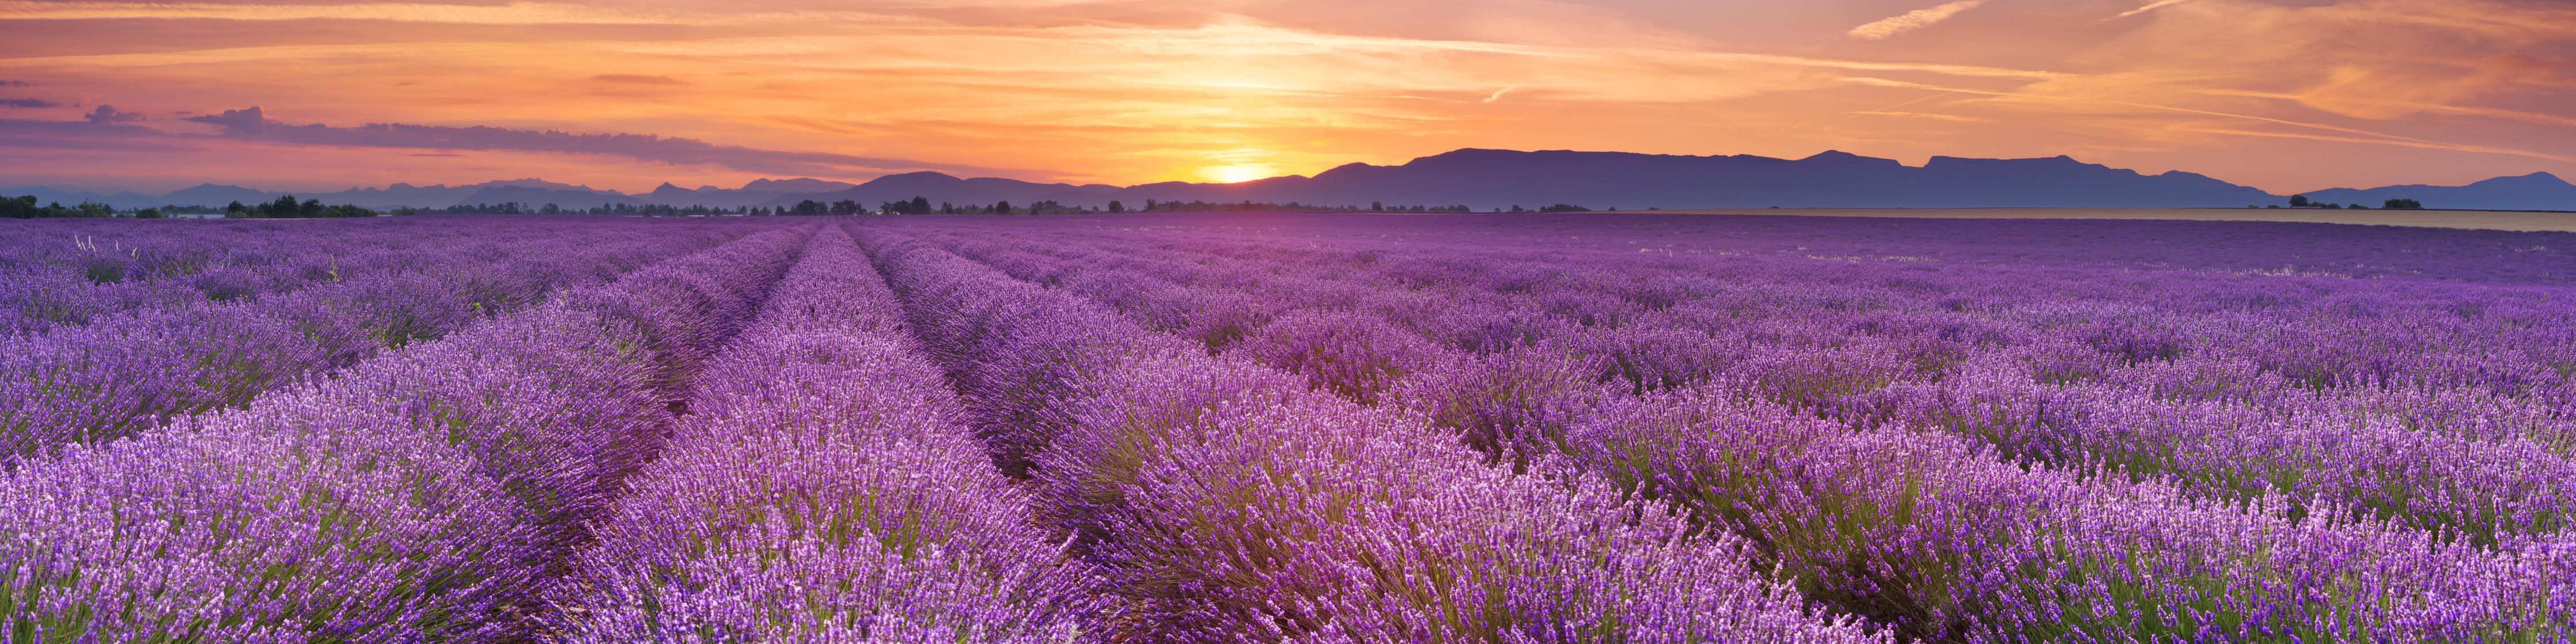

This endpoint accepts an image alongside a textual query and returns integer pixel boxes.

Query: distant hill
[646,178,863,208]
[2303,173,2576,211]
[752,172,1121,210]
[1101,149,2280,210]
[12,149,2574,211]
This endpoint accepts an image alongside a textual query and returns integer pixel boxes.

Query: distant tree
[993,200,1012,215]
[2384,198,2424,210]
[0,195,33,218]
[1537,203,1590,213]
[224,200,251,218]
[257,195,297,217]
[391,206,419,216]
[134,207,164,219]
[1107,200,1126,214]
[1,196,31,218]
[541,202,562,214]
[2289,194,2312,207]
[2348,203,2370,210]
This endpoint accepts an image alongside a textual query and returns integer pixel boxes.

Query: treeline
[402,202,752,216]
[2275,195,2427,210]
[222,196,380,218]
[2,195,121,219]
[3,194,392,219]
[7,192,1607,219]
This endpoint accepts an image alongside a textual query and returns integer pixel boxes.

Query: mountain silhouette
[759,149,2278,210]
[2303,173,2576,211]
[10,149,2573,211]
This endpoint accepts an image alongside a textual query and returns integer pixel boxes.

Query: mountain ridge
[9,149,2572,211]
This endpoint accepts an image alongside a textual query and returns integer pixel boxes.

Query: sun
[1200,164,1276,183]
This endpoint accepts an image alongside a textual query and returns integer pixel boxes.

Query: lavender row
[0,225,810,641]
[0,218,762,457]
[0,216,704,335]
[546,225,1092,641]
[894,224,2570,641]
[853,227,1881,642]
[904,221,2576,544]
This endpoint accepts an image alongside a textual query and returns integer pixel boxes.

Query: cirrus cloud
[1849,0,1990,40]
[0,103,1035,185]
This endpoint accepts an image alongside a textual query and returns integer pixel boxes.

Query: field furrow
[0,217,703,335]
[544,223,1094,641]
[0,218,768,457]
[893,221,2573,641]
[901,223,2576,543]
[854,226,1884,642]
[0,223,811,641]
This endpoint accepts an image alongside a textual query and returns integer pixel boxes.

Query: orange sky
[1,0,2571,194]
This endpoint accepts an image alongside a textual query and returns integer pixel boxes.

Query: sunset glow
[1201,164,1279,184]
[1,1,2571,194]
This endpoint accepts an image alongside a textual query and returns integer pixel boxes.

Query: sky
[0,0,2571,194]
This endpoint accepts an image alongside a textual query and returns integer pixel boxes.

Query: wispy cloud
[2116,0,2209,19]
[0,99,58,108]
[0,1,685,24]
[1849,0,1990,39]
[1851,110,1993,123]
[2168,125,2576,164]
[0,1,918,25]
[592,74,688,85]
[161,106,1014,177]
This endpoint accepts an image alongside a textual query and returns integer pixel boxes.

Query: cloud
[1850,110,1994,123]
[183,106,265,131]
[1,99,59,108]
[0,1,919,26]
[173,106,1013,177]
[84,105,143,123]
[0,1,688,24]
[0,81,31,88]
[1849,0,1990,39]
[2116,0,2208,19]
[592,74,687,85]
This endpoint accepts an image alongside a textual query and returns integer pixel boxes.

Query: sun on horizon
[1199,164,1281,184]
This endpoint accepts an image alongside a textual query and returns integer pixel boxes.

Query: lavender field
[5,212,2574,642]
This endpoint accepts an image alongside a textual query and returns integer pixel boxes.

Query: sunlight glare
[1201,164,1276,183]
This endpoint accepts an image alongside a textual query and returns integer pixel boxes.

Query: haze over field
[3,0,2574,203]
